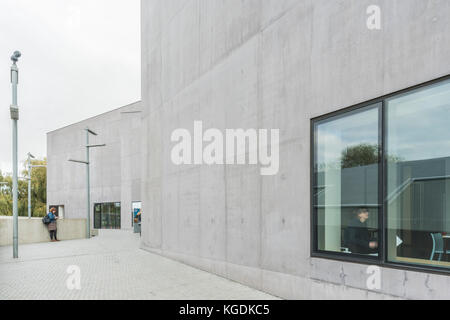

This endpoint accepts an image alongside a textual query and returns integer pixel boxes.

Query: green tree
[341,144,403,169]
[0,172,13,216]
[0,158,47,217]
[28,159,47,217]
[341,144,379,169]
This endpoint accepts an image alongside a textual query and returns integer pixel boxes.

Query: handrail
[386,178,413,204]
[314,204,380,209]
[387,175,450,204]
[314,175,450,207]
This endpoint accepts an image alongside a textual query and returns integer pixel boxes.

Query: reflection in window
[313,104,381,257]
[386,79,450,269]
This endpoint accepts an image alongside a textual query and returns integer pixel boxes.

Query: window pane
[101,203,111,229]
[94,204,101,229]
[386,79,450,269]
[314,104,381,257]
[115,203,121,229]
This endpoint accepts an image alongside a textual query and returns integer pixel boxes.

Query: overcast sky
[0,0,141,174]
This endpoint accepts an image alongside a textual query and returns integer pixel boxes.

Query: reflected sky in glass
[316,106,379,167]
[387,80,450,162]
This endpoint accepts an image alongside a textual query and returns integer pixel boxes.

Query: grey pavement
[0,230,278,300]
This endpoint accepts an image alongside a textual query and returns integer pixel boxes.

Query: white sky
[0,0,141,174]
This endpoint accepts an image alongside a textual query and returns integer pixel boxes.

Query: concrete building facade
[47,0,450,299]
[47,101,142,231]
[139,0,450,299]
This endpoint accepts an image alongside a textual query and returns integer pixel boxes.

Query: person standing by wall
[47,207,59,242]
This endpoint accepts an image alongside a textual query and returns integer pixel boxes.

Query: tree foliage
[340,144,403,169]
[0,158,47,217]
[341,144,379,169]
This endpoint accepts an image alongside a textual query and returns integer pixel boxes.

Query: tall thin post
[86,129,90,239]
[69,128,104,239]
[27,154,31,219]
[10,51,21,259]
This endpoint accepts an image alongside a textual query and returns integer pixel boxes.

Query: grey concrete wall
[47,101,142,230]
[140,0,450,299]
[0,217,87,246]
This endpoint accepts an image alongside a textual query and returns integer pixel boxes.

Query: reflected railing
[386,175,450,205]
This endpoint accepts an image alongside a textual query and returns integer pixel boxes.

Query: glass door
[132,201,142,227]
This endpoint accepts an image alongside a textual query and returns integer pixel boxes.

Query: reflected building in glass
[313,79,450,271]
[386,80,450,268]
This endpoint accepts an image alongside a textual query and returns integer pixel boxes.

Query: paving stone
[0,230,277,300]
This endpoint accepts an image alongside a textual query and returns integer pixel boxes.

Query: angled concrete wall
[140,0,450,299]
[47,101,142,230]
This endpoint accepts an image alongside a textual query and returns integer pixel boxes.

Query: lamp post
[27,153,34,219]
[69,128,106,239]
[10,51,21,259]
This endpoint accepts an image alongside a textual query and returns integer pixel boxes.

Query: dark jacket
[47,212,57,231]
[344,218,374,254]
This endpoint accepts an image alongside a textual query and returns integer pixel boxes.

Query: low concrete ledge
[0,216,90,246]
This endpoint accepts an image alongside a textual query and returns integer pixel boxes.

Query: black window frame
[311,74,450,276]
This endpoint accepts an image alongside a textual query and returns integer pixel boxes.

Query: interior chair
[430,233,450,261]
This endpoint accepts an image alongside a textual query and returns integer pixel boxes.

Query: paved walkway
[0,230,276,300]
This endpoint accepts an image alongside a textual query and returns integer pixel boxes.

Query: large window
[312,77,450,271]
[94,202,121,229]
